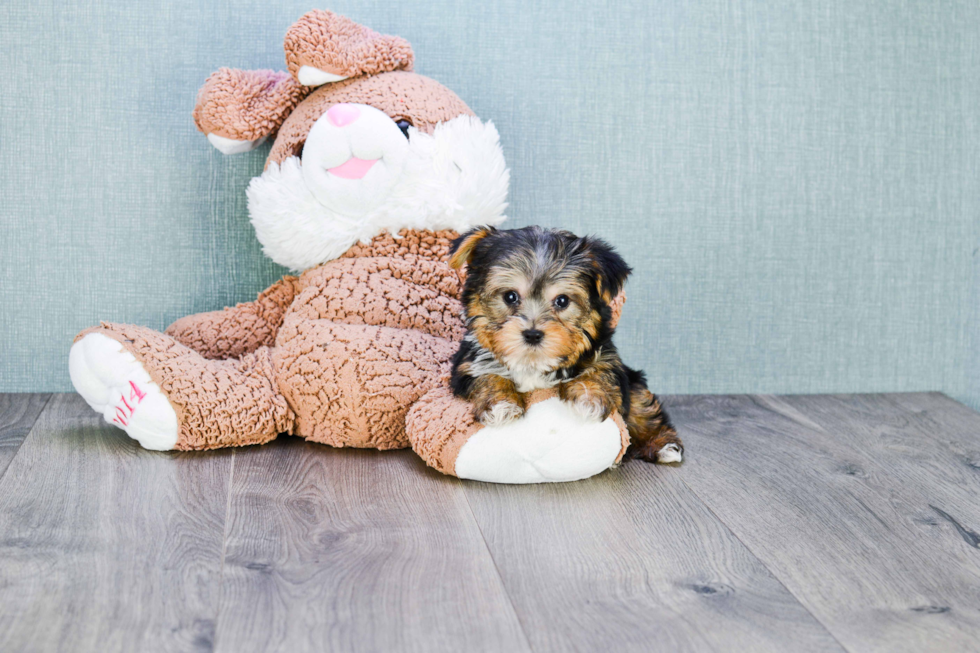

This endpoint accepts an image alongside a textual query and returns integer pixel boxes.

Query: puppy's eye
[503,290,520,306]
[553,295,570,310]
[395,119,412,139]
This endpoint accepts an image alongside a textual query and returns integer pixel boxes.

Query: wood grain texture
[666,394,980,652]
[462,463,844,652]
[0,394,232,653]
[781,392,980,549]
[214,441,530,653]
[0,393,50,480]
[7,392,980,653]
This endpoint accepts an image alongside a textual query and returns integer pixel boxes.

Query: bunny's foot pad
[69,332,178,451]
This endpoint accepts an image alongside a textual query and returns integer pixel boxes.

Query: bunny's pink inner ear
[193,68,309,153]
[284,10,415,87]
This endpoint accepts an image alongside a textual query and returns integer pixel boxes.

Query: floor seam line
[0,393,54,487]
[677,472,853,653]
[211,447,237,653]
[460,484,536,653]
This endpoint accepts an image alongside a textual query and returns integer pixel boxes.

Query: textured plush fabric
[75,323,293,451]
[77,229,464,451]
[66,4,531,463]
[166,276,300,359]
[274,316,455,449]
[406,386,630,477]
[271,229,464,449]
[284,9,414,80]
[290,255,465,342]
[193,69,308,141]
[73,222,627,457]
[3,1,980,412]
[339,229,457,262]
[194,9,422,149]
[267,72,474,164]
[406,385,479,475]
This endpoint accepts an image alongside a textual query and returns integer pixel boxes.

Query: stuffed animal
[68,10,640,483]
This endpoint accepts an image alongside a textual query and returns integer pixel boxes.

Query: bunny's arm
[165,276,300,360]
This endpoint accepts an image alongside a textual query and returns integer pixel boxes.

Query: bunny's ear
[193,68,308,155]
[284,10,414,87]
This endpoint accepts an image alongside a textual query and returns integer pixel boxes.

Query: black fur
[582,236,632,299]
[449,337,479,398]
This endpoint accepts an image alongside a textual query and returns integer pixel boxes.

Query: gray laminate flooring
[1,392,978,652]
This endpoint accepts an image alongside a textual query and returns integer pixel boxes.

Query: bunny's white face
[300,103,410,216]
[246,110,510,271]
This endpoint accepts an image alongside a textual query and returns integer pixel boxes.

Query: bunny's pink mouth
[328,157,379,180]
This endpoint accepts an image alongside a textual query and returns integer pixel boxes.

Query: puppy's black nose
[522,329,544,345]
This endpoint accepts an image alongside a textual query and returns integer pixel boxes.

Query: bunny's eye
[395,119,412,138]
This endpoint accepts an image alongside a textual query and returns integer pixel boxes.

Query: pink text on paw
[112,381,147,427]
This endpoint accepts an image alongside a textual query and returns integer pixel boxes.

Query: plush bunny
[69,10,634,483]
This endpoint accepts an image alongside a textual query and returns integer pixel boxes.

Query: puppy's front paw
[571,395,610,423]
[560,379,619,423]
[477,401,525,427]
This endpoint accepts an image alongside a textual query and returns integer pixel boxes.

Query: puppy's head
[450,226,631,372]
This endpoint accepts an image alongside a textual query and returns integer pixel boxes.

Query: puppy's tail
[623,368,684,464]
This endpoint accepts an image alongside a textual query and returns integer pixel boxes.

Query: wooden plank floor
[1,392,979,652]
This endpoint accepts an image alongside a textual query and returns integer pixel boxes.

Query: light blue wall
[2,1,978,408]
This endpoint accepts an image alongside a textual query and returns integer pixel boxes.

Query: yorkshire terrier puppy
[448,226,683,464]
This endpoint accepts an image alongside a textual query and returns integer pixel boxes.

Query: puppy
[448,226,683,464]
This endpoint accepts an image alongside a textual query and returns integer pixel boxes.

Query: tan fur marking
[450,227,495,270]
[559,365,623,421]
[626,388,683,463]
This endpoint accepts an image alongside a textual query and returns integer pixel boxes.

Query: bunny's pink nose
[326,103,360,127]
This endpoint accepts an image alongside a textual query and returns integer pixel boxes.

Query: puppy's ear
[449,226,497,269]
[586,237,632,301]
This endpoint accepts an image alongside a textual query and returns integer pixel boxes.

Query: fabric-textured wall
[2,0,978,408]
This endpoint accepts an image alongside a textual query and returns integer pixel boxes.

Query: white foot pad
[69,333,179,451]
[207,133,268,155]
[296,65,348,86]
[657,443,683,464]
[455,397,623,484]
